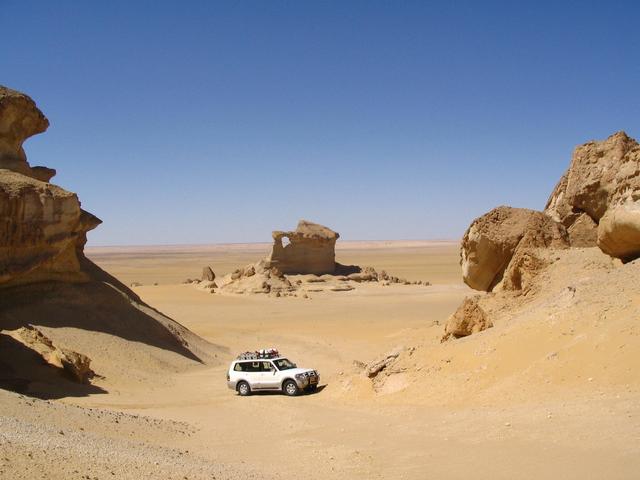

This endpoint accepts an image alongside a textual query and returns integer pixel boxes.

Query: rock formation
[364,347,405,378]
[209,219,428,296]
[215,260,294,295]
[460,206,568,291]
[6,325,94,383]
[0,86,220,397]
[461,131,640,298]
[216,260,427,297]
[268,220,339,275]
[441,296,492,341]
[0,85,101,288]
[451,131,640,341]
[545,131,640,251]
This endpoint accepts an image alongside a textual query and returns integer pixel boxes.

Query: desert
[2,4,640,480]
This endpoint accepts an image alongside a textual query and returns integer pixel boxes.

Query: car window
[274,358,296,370]
[261,361,274,372]
[234,362,261,372]
[247,362,261,372]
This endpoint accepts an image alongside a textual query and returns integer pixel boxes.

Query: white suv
[227,356,319,396]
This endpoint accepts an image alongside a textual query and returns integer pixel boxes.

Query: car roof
[233,357,286,363]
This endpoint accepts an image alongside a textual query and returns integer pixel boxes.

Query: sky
[2,1,639,245]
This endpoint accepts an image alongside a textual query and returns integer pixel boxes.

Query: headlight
[295,373,306,380]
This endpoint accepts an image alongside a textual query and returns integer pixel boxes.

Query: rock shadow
[0,333,107,399]
[0,259,204,364]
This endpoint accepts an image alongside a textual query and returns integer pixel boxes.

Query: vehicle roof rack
[237,348,280,360]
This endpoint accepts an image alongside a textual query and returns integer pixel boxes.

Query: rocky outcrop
[597,201,640,262]
[7,325,94,383]
[545,131,640,249]
[0,85,101,288]
[216,261,428,297]
[441,296,493,341]
[450,131,640,342]
[216,260,295,295]
[268,220,339,275]
[365,347,404,378]
[460,206,568,291]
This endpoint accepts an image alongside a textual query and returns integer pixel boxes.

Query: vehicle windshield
[274,358,296,370]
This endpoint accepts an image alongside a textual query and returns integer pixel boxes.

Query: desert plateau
[2,3,640,479]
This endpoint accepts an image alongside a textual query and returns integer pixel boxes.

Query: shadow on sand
[0,333,107,400]
[0,258,218,399]
[237,384,327,397]
[0,260,203,363]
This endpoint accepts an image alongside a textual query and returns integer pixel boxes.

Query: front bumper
[295,373,320,389]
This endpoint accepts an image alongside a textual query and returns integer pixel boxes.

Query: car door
[259,361,280,389]
[243,361,262,389]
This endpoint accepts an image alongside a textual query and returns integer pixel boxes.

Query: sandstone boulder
[461,206,568,291]
[545,131,640,232]
[268,220,339,275]
[7,325,94,383]
[441,296,493,341]
[567,212,598,247]
[0,87,101,288]
[597,201,640,262]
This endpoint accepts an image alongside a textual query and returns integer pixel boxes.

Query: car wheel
[237,381,251,396]
[283,380,299,396]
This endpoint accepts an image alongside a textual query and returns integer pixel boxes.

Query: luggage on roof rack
[237,348,280,360]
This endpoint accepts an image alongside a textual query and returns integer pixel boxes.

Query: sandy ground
[3,241,639,479]
[74,242,640,479]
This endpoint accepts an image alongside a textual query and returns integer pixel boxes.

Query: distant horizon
[85,237,461,250]
[3,1,638,245]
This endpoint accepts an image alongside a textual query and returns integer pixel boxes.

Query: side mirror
[272,369,277,375]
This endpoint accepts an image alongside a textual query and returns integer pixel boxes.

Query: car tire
[237,381,251,396]
[283,379,299,396]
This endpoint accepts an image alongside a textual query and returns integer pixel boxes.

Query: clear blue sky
[2,1,638,245]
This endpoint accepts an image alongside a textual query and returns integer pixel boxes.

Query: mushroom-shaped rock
[461,206,568,291]
[441,296,493,341]
[0,86,53,181]
[268,220,339,275]
[545,131,640,236]
[597,201,640,262]
[0,86,102,288]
